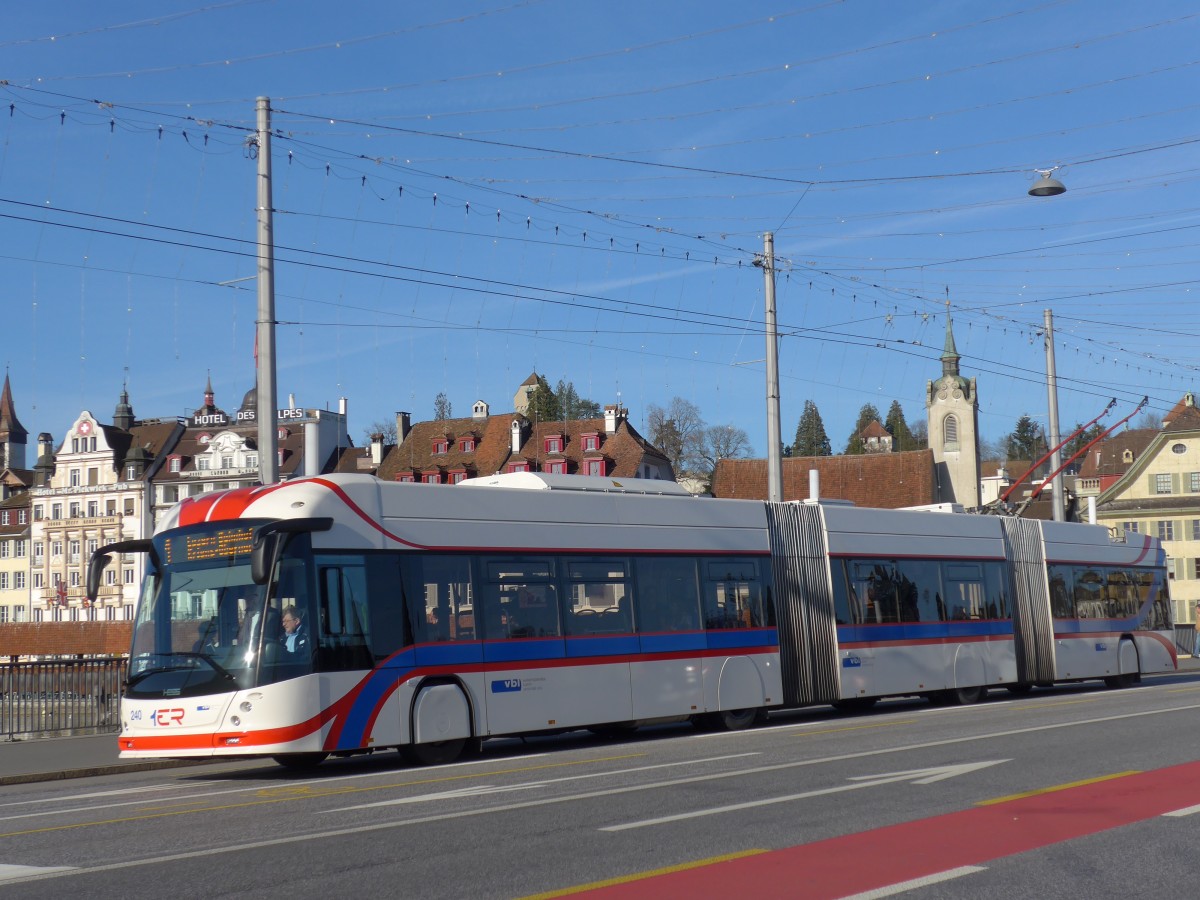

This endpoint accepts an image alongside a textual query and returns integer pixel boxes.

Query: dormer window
[169,456,182,473]
[198,433,212,444]
[432,439,449,455]
[583,457,606,477]
[422,470,441,484]
[396,473,415,483]
[448,469,468,484]
[581,433,600,452]
[458,436,476,453]
[1122,449,1134,464]
[506,461,530,474]
[545,434,564,454]
[543,460,567,475]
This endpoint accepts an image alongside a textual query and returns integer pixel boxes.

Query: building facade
[1095,393,1200,625]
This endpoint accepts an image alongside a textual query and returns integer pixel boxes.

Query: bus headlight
[240,701,253,712]
[230,715,241,727]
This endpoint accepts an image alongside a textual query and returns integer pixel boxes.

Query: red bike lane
[572,758,1200,899]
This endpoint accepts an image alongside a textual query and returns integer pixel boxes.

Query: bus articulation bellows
[87,472,1175,769]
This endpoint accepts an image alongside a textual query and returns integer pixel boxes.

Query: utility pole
[256,96,279,485]
[1044,309,1063,521]
[759,232,783,502]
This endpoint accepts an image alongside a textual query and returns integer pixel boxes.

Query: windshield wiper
[126,651,236,686]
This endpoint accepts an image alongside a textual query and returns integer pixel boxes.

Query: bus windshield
[127,520,315,698]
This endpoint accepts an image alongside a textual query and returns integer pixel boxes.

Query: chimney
[511,418,526,453]
[604,404,625,434]
[396,411,411,443]
[370,433,384,465]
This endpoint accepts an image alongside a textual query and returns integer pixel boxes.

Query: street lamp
[1029,168,1067,197]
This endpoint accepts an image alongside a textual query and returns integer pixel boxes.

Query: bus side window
[633,557,699,633]
[315,557,373,671]
[703,559,762,630]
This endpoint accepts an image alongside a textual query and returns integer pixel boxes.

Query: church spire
[941,302,961,379]
[0,371,29,470]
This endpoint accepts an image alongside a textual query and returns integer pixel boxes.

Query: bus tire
[272,752,328,770]
[696,707,758,731]
[403,738,467,766]
[951,684,986,705]
[1104,639,1140,689]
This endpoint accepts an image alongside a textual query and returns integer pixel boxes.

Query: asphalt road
[2,664,1199,899]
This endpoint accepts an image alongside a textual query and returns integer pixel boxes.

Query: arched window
[943,414,959,451]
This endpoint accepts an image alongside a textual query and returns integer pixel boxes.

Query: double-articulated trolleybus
[88,472,1175,768]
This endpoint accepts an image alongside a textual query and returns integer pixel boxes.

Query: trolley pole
[1044,309,1063,521]
[256,96,279,485]
[761,232,783,503]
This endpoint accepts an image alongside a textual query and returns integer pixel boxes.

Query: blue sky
[2,1,1197,459]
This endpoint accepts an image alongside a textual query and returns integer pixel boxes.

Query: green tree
[884,400,916,451]
[843,403,882,455]
[554,379,602,420]
[1006,415,1047,461]
[526,375,561,423]
[791,400,831,457]
[433,392,452,421]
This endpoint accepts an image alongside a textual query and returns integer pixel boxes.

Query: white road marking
[836,865,988,899]
[330,753,759,811]
[0,864,76,882]
[1163,803,1200,817]
[0,752,553,822]
[601,762,1008,831]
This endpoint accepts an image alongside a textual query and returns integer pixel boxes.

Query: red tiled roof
[711,450,936,508]
[1076,428,1156,478]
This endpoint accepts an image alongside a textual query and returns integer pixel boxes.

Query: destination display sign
[165,526,256,564]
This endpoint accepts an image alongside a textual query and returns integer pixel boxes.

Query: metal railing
[2,657,125,741]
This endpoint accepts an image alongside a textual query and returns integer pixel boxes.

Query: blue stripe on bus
[836,621,1013,643]
[483,639,567,663]
[706,629,777,650]
[564,635,641,658]
[638,632,708,654]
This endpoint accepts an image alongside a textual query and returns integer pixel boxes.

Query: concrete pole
[763,233,783,502]
[1044,309,1064,521]
[256,97,279,485]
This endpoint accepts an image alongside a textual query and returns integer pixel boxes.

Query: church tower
[925,310,980,508]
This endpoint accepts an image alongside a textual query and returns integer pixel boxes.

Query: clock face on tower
[77,421,92,436]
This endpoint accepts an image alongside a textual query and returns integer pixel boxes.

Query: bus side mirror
[251,534,281,585]
[86,553,111,602]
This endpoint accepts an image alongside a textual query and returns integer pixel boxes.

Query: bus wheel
[697,708,758,731]
[832,697,878,712]
[951,684,986,705]
[272,752,328,770]
[403,738,467,766]
[1104,639,1140,689]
